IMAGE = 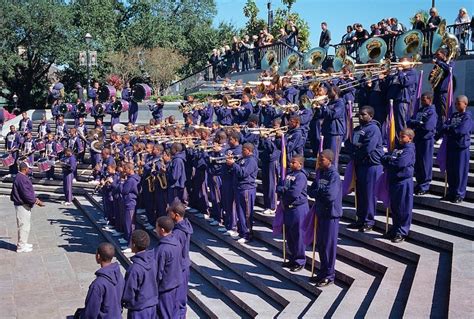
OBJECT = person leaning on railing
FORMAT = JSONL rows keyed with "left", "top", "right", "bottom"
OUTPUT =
{"left": 427, "top": 7, "right": 441, "bottom": 30}
{"left": 454, "top": 8, "right": 471, "bottom": 55}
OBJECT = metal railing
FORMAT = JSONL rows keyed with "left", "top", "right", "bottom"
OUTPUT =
{"left": 332, "top": 22, "right": 473, "bottom": 63}
{"left": 164, "top": 42, "right": 302, "bottom": 95}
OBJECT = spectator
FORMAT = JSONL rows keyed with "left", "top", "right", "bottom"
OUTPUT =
{"left": 224, "top": 45, "right": 233, "bottom": 73}
{"left": 378, "top": 19, "right": 391, "bottom": 35}
{"left": 262, "top": 28, "right": 274, "bottom": 45}
{"left": 413, "top": 13, "right": 426, "bottom": 30}
{"left": 341, "top": 25, "right": 354, "bottom": 53}
{"left": 208, "top": 49, "right": 220, "bottom": 81}
{"left": 285, "top": 19, "right": 299, "bottom": 49}
{"left": 427, "top": 7, "right": 441, "bottom": 30}
{"left": 352, "top": 23, "right": 369, "bottom": 51}
{"left": 277, "top": 28, "right": 288, "bottom": 43}
{"left": 319, "top": 22, "right": 331, "bottom": 49}
{"left": 389, "top": 18, "right": 405, "bottom": 34}
{"left": 370, "top": 24, "right": 381, "bottom": 37}
{"left": 252, "top": 35, "right": 260, "bottom": 69}
{"left": 240, "top": 35, "right": 253, "bottom": 72}
{"left": 455, "top": 8, "right": 471, "bottom": 55}
{"left": 232, "top": 36, "right": 240, "bottom": 72}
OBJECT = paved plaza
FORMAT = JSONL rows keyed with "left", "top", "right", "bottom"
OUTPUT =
{"left": 0, "top": 195, "right": 125, "bottom": 319}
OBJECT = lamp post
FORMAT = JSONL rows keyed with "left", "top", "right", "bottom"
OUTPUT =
{"left": 267, "top": 0, "right": 273, "bottom": 29}
{"left": 12, "top": 93, "right": 19, "bottom": 114}
{"left": 84, "top": 33, "right": 93, "bottom": 91}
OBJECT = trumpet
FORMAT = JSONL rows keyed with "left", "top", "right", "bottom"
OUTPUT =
{"left": 179, "top": 102, "right": 204, "bottom": 114}
{"left": 209, "top": 154, "right": 242, "bottom": 164}
{"left": 248, "top": 126, "right": 289, "bottom": 136}
{"left": 222, "top": 96, "right": 242, "bottom": 109}
{"left": 301, "top": 95, "right": 329, "bottom": 107}
{"left": 275, "top": 103, "right": 299, "bottom": 113}
{"left": 253, "top": 96, "right": 274, "bottom": 105}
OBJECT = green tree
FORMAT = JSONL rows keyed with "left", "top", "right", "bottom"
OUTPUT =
{"left": 0, "top": 0, "right": 73, "bottom": 109}
{"left": 142, "top": 47, "right": 187, "bottom": 93}
{"left": 242, "top": 0, "right": 267, "bottom": 38}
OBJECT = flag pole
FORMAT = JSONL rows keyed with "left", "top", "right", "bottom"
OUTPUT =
{"left": 282, "top": 225, "right": 286, "bottom": 262}
{"left": 385, "top": 208, "right": 389, "bottom": 234}
{"left": 311, "top": 216, "right": 318, "bottom": 277}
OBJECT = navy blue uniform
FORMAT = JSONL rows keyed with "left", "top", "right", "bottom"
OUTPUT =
{"left": 173, "top": 219, "right": 193, "bottom": 318}
{"left": 277, "top": 169, "right": 309, "bottom": 267}
{"left": 407, "top": 104, "right": 437, "bottom": 192}
{"left": 382, "top": 142, "right": 415, "bottom": 237}
{"left": 308, "top": 165, "right": 342, "bottom": 282}
{"left": 345, "top": 120, "right": 384, "bottom": 227}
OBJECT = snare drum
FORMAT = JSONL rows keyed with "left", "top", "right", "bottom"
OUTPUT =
{"left": 35, "top": 139, "right": 46, "bottom": 152}
{"left": 54, "top": 143, "right": 64, "bottom": 154}
{"left": 37, "top": 158, "right": 52, "bottom": 172}
{"left": 0, "top": 154, "right": 15, "bottom": 167}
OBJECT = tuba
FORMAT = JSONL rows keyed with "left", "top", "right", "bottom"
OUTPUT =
{"left": 261, "top": 50, "right": 279, "bottom": 73}
{"left": 358, "top": 37, "right": 387, "bottom": 63}
{"left": 429, "top": 20, "right": 459, "bottom": 89}
{"left": 94, "top": 103, "right": 105, "bottom": 117}
{"left": 303, "top": 47, "right": 327, "bottom": 70}
{"left": 394, "top": 30, "right": 424, "bottom": 59}
{"left": 278, "top": 52, "right": 300, "bottom": 75}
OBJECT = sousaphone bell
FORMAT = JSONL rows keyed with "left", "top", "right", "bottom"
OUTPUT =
{"left": 278, "top": 52, "right": 300, "bottom": 75}
{"left": 261, "top": 50, "right": 279, "bottom": 73}
{"left": 358, "top": 37, "right": 387, "bottom": 63}
{"left": 395, "top": 30, "right": 424, "bottom": 59}
{"left": 303, "top": 47, "right": 327, "bottom": 69}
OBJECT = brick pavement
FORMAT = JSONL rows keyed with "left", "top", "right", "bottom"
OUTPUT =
{"left": 0, "top": 195, "right": 125, "bottom": 319}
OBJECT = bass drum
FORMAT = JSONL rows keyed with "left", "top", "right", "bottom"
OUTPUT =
{"left": 98, "top": 85, "right": 117, "bottom": 103}
{"left": 132, "top": 83, "right": 152, "bottom": 102}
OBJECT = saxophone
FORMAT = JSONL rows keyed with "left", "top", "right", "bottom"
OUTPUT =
{"left": 145, "top": 161, "right": 156, "bottom": 193}
{"left": 156, "top": 157, "right": 168, "bottom": 190}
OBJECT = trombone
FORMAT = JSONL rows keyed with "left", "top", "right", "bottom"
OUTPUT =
{"left": 248, "top": 126, "right": 289, "bottom": 136}
{"left": 209, "top": 154, "right": 242, "bottom": 164}
{"left": 275, "top": 103, "right": 299, "bottom": 113}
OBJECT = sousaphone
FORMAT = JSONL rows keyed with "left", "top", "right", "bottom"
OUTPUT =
{"left": 303, "top": 47, "right": 327, "bottom": 69}
{"left": 278, "top": 52, "right": 300, "bottom": 75}
{"left": 261, "top": 50, "right": 279, "bottom": 73}
{"left": 358, "top": 37, "right": 387, "bottom": 63}
{"left": 91, "top": 140, "right": 105, "bottom": 153}
{"left": 333, "top": 45, "right": 355, "bottom": 72}
{"left": 395, "top": 30, "right": 424, "bottom": 59}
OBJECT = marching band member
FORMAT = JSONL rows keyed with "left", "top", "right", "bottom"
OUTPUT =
{"left": 37, "top": 115, "right": 52, "bottom": 139}
{"left": 308, "top": 149, "right": 342, "bottom": 286}
{"left": 432, "top": 48, "right": 454, "bottom": 131}
{"left": 190, "top": 130, "right": 212, "bottom": 218}
{"left": 259, "top": 118, "right": 282, "bottom": 214}
{"left": 362, "top": 65, "right": 388, "bottom": 126}
{"left": 87, "top": 81, "right": 100, "bottom": 103}
{"left": 55, "top": 115, "right": 68, "bottom": 140}
{"left": 261, "top": 92, "right": 282, "bottom": 128}
{"left": 207, "top": 131, "right": 228, "bottom": 227}
{"left": 277, "top": 155, "right": 309, "bottom": 272}
{"left": 122, "top": 230, "right": 159, "bottom": 317}
{"left": 61, "top": 148, "right": 77, "bottom": 206}
{"left": 44, "top": 133, "right": 57, "bottom": 180}
{"left": 101, "top": 162, "right": 120, "bottom": 227}
{"left": 346, "top": 105, "right": 384, "bottom": 232}
{"left": 386, "top": 58, "right": 418, "bottom": 136}
{"left": 142, "top": 143, "right": 159, "bottom": 225}
{"left": 308, "top": 85, "right": 328, "bottom": 158}
{"left": 226, "top": 142, "right": 258, "bottom": 243}
{"left": 149, "top": 97, "right": 164, "bottom": 123}
{"left": 5, "top": 125, "right": 20, "bottom": 176}
{"left": 151, "top": 145, "right": 167, "bottom": 218}
{"left": 439, "top": 95, "right": 472, "bottom": 203}
{"left": 166, "top": 143, "right": 187, "bottom": 205}
{"left": 282, "top": 115, "right": 304, "bottom": 159}
{"left": 233, "top": 94, "right": 252, "bottom": 125}
{"left": 381, "top": 128, "right": 416, "bottom": 243}
{"left": 242, "top": 114, "right": 260, "bottom": 150}
{"left": 282, "top": 78, "right": 299, "bottom": 104}
{"left": 18, "top": 112, "right": 32, "bottom": 134}
{"left": 20, "top": 132, "right": 35, "bottom": 167}
{"left": 182, "top": 95, "right": 199, "bottom": 125}
{"left": 313, "top": 86, "right": 346, "bottom": 168}
{"left": 91, "top": 100, "right": 105, "bottom": 123}
{"left": 199, "top": 100, "right": 214, "bottom": 128}
{"left": 219, "top": 131, "right": 242, "bottom": 237}
{"left": 153, "top": 216, "right": 183, "bottom": 319}
{"left": 214, "top": 100, "right": 233, "bottom": 126}
{"left": 107, "top": 95, "right": 122, "bottom": 128}
{"left": 120, "top": 162, "right": 141, "bottom": 252}
{"left": 407, "top": 92, "right": 437, "bottom": 195}
{"left": 72, "top": 99, "right": 86, "bottom": 126}
{"left": 168, "top": 200, "right": 193, "bottom": 318}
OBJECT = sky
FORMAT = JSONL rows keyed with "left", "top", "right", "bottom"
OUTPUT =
{"left": 213, "top": 0, "right": 473, "bottom": 53}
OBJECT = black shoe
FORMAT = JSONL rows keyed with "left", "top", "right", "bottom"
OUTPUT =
{"left": 347, "top": 222, "right": 363, "bottom": 229}
{"left": 309, "top": 276, "right": 322, "bottom": 284}
{"left": 441, "top": 195, "right": 453, "bottom": 202}
{"left": 281, "top": 261, "right": 294, "bottom": 268}
{"left": 391, "top": 234, "right": 405, "bottom": 243}
{"left": 290, "top": 264, "right": 304, "bottom": 272}
{"left": 451, "top": 196, "right": 463, "bottom": 204}
{"left": 316, "top": 278, "right": 333, "bottom": 287}
{"left": 382, "top": 231, "right": 395, "bottom": 240}
{"left": 415, "top": 190, "right": 427, "bottom": 196}
{"left": 358, "top": 224, "right": 373, "bottom": 233}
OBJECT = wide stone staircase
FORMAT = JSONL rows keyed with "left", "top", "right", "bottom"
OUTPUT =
{"left": 0, "top": 116, "right": 472, "bottom": 318}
